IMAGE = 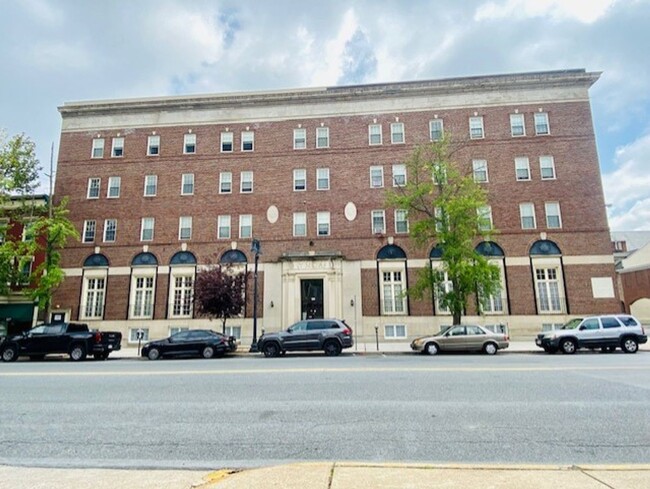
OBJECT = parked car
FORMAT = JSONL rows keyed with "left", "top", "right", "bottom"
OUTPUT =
{"left": 0, "top": 322, "right": 122, "bottom": 362}
{"left": 535, "top": 314, "right": 647, "bottom": 354}
{"left": 141, "top": 329, "right": 238, "bottom": 360}
{"left": 410, "top": 324, "right": 509, "bottom": 355}
{"left": 257, "top": 318, "right": 353, "bottom": 357}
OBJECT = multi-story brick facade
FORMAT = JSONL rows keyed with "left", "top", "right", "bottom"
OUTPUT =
{"left": 53, "top": 69, "right": 619, "bottom": 344}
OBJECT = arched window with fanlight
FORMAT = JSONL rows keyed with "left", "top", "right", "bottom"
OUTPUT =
{"left": 168, "top": 251, "right": 197, "bottom": 318}
{"left": 376, "top": 245, "right": 408, "bottom": 315}
{"left": 129, "top": 252, "right": 158, "bottom": 319}
{"left": 475, "top": 241, "right": 508, "bottom": 315}
{"left": 530, "top": 240, "right": 566, "bottom": 314}
{"left": 80, "top": 253, "right": 109, "bottom": 320}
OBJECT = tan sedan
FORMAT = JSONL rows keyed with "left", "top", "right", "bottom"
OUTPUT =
{"left": 410, "top": 325, "right": 509, "bottom": 355}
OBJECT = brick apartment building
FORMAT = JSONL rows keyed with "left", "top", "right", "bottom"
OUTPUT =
{"left": 52, "top": 69, "right": 619, "bottom": 344}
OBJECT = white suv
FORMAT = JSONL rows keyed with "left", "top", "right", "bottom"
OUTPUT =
{"left": 536, "top": 314, "right": 647, "bottom": 354}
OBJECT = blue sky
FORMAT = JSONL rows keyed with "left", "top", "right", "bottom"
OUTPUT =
{"left": 1, "top": 0, "right": 649, "bottom": 229}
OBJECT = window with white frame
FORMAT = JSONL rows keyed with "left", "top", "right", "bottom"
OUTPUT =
{"left": 515, "top": 157, "right": 531, "bottom": 181}
{"left": 169, "top": 326, "right": 189, "bottom": 336}
{"left": 184, "top": 133, "right": 196, "bottom": 154}
{"left": 429, "top": 119, "right": 444, "bottom": 141}
{"left": 129, "top": 328, "right": 150, "bottom": 342}
{"left": 434, "top": 207, "right": 445, "bottom": 233}
{"left": 316, "top": 127, "right": 329, "bottom": 148}
{"left": 472, "top": 159, "right": 488, "bottom": 183}
{"left": 293, "top": 128, "right": 306, "bottom": 149}
{"left": 293, "top": 212, "right": 306, "bottom": 237}
{"left": 432, "top": 162, "right": 447, "bottom": 185}
{"left": 224, "top": 325, "right": 242, "bottom": 339}
{"left": 372, "top": 210, "right": 386, "bottom": 234}
{"left": 240, "top": 171, "right": 253, "bottom": 193}
{"left": 534, "top": 112, "right": 550, "bottom": 135}
{"left": 221, "top": 132, "right": 233, "bottom": 152}
{"left": 370, "top": 166, "right": 384, "bottom": 188}
{"left": 141, "top": 217, "right": 154, "bottom": 241}
{"left": 479, "top": 260, "right": 505, "bottom": 314}
{"left": 22, "top": 220, "right": 36, "bottom": 242}
{"left": 239, "top": 214, "right": 252, "bottom": 239}
{"left": 82, "top": 276, "right": 105, "bottom": 319}
{"left": 391, "top": 122, "right": 404, "bottom": 144}
{"left": 381, "top": 270, "right": 406, "bottom": 314}
{"left": 91, "top": 138, "right": 104, "bottom": 158}
{"left": 218, "top": 215, "right": 231, "bottom": 239}
{"left": 131, "top": 275, "right": 155, "bottom": 318}
{"left": 510, "top": 113, "right": 525, "bottom": 137}
{"left": 469, "top": 116, "right": 484, "bottom": 139}
{"left": 103, "top": 219, "right": 116, "bottom": 242}
{"left": 434, "top": 269, "right": 452, "bottom": 314}
{"left": 540, "top": 156, "right": 556, "bottom": 180}
{"left": 241, "top": 131, "right": 254, "bottom": 151}
{"left": 87, "top": 178, "right": 100, "bottom": 199}
{"left": 384, "top": 324, "right": 407, "bottom": 339}
{"left": 179, "top": 216, "right": 192, "bottom": 240}
{"left": 147, "top": 135, "right": 160, "bottom": 156}
{"left": 111, "top": 137, "right": 124, "bottom": 157}
{"left": 19, "top": 257, "right": 33, "bottom": 285}
{"left": 107, "top": 176, "right": 121, "bottom": 198}
{"left": 545, "top": 202, "right": 562, "bottom": 229}
{"left": 535, "top": 267, "right": 562, "bottom": 312}
{"left": 181, "top": 173, "right": 194, "bottom": 195}
{"left": 171, "top": 274, "right": 193, "bottom": 317}
{"left": 395, "top": 209, "right": 409, "bottom": 234}
{"left": 220, "top": 172, "right": 232, "bottom": 193}
{"left": 293, "top": 169, "right": 306, "bottom": 191}
{"left": 520, "top": 203, "right": 536, "bottom": 229}
{"left": 317, "top": 212, "right": 330, "bottom": 236}
{"left": 368, "top": 124, "right": 382, "bottom": 145}
{"left": 316, "top": 168, "right": 330, "bottom": 190}
{"left": 144, "top": 175, "right": 157, "bottom": 196}
{"left": 83, "top": 220, "right": 96, "bottom": 243}
{"left": 477, "top": 205, "right": 493, "bottom": 231}
{"left": 392, "top": 164, "right": 406, "bottom": 187}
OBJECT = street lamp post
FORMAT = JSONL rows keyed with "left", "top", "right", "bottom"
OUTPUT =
{"left": 249, "top": 238, "right": 261, "bottom": 353}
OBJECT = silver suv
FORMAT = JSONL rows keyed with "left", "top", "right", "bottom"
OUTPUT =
{"left": 536, "top": 314, "right": 647, "bottom": 354}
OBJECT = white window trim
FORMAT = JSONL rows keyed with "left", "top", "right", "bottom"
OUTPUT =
{"left": 515, "top": 157, "right": 531, "bottom": 181}
{"left": 390, "top": 122, "right": 405, "bottom": 144}
{"left": 240, "top": 171, "right": 253, "bottom": 193}
{"left": 293, "top": 128, "right": 307, "bottom": 150}
{"left": 218, "top": 215, "right": 231, "bottom": 239}
{"left": 395, "top": 209, "right": 409, "bottom": 234}
{"left": 183, "top": 133, "right": 196, "bottom": 154}
{"left": 510, "top": 113, "right": 526, "bottom": 137}
{"left": 370, "top": 166, "right": 384, "bottom": 188}
{"left": 293, "top": 212, "right": 307, "bottom": 237}
{"left": 181, "top": 173, "right": 194, "bottom": 196}
{"left": 91, "top": 138, "right": 104, "bottom": 159}
{"left": 535, "top": 112, "right": 550, "bottom": 136}
{"left": 147, "top": 135, "right": 160, "bottom": 156}
{"left": 83, "top": 220, "right": 96, "bottom": 243}
{"left": 141, "top": 217, "right": 155, "bottom": 242}
{"left": 478, "top": 205, "right": 493, "bottom": 231}
{"left": 429, "top": 119, "right": 444, "bottom": 141}
{"left": 111, "top": 137, "right": 124, "bottom": 158}
{"left": 220, "top": 132, "right": 234, "bottom": 153}
{"left": 317, "top": 211, "right": 330, "bottom": 236}
{"left": 368, "top": 124, "right": 382, "bottom": 145}
{"left": 294, "top": 169, "right": 307, "bottom": 191}
{"left": 520, "top": 203, "right": 536, "bottom": 230}
{"left": 540, "top": 156, "right": 556, "bottom": 180}
{"left": 384, "top": 324, "right": 407, "bottom": 339}
{"left": 107, "top": 176, "right": 121, "bottom": 198}
{"left": 472, "top": 159, "right": 489, "bottom": 183}
{"left": 392, "top": 164, "right": 407, "bottom": 187}
{"left": 239, "top": 214, "right": 252, "bottom": 239}
{"left": 371, "top": 210, "right": 386, "bottom": 234}
{"left": 241, "top": 131, "right": 254, "bottom": 152}
{"left": 316, "top": 127, "right": 329, "bottom": 149}
{"left": 219, "top": 172, "right": 232, "bottom": 194}
{"left": 178, "top": 216, "right": 192, "bottom": 240}
{"left": 545, "top": 202, "right": 562, "bottom": 229}
{"left": 80, "top": 270, "right": 107, "bottom": 320}
{"left": 103, "top": 219, "right": 117, "bottom": 243}
{"left": 144, "top": 175, "right": 157, "bottom": 197}
{"left": 379, "top": 264, "right": 407, "bottom": 315}
{"left": 316, "top": 168, "right": 330, "bottom": 191}
{"left": 469, "top": 116, "right": 484, "bottom": 140}
{"left": 129, "top": 271, "right": 156, "bottom": 319}
{"left": 87, "top": 177, "right": 101, "bottom": 199}
{"left": 168, "top": 267, "right": 195, "bottom": 319}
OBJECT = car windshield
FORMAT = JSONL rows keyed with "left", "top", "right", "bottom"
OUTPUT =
{"left": 561, "top": 318, "right": 583, "bottom": 330}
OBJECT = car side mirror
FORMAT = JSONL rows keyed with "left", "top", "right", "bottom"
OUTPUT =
{"left": 287, "top": 328, "right": 293, "bottom": 333}
{"left": 578, "top": 326, "right": 586, "bottom": 331}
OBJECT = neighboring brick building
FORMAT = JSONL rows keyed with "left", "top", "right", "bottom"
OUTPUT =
{"left": 53, "top": 69, "right": 619, "bottom": 344}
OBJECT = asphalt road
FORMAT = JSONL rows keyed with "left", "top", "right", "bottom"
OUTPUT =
{"left": 1, "top": 352, "right": 649, "bottom": 469}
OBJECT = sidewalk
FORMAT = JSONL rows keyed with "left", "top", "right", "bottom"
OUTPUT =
{"left": 2, "top": 462, "right": 650, "bottom": 488}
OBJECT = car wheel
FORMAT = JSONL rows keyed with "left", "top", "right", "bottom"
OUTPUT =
{"left": 483, "top": 342, "right": 498, "bottom": 355}
{"left": 202, "top": 346, "right": 215, "bottom": 359}
{"left": 29, "top": 355, "right": 45, "bottom": 361}
{"left": 560, "top": 339, "right": 577, "bottom": 354}
{"left": 69, "top": 344, "right": 87, "bottom": 361}
{"left": 425, "top": 342, "right": 439, "bottom": 356}
{"left": 323, "top": 340, "right": 342, "bottom": 357}
{"left": 1, "top": 345, "right": 18, "bottom": 362}
{"left": 262, "top": 342, "right": 280, "bottom": 358}
{"left": 621, "top": 337, "right": 638, "bottom": 354}
{"left": 147, "top": 347, "right": 161, "bottom": 360}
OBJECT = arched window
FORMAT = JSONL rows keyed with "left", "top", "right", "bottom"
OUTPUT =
{"left": 220, "top": 249, "right": 248, "bottom": 264}
{"left": 129, "top": 253, "right": 159, "bottom": 319}
{"left": 475, "top": 241, "right": 507, "bottom": 315}
{"left": 376, "top": 245, "right": 408, "bottom": 316}
{"left": 529, "top": 240, "right": 565, "bottom": 314}
{"left": 80, "top": 254, "right": 109, "bottom": 320}
{"left": 168, "top": 251, "right": 197, "bottom": 318}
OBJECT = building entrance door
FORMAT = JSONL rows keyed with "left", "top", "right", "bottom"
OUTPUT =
{"left": 301, "top": 279, "right": 324, "bottom": 319}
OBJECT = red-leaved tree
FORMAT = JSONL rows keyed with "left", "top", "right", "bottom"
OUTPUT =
{"left": 194, "top": 264, "right": 248, "bottom": 334}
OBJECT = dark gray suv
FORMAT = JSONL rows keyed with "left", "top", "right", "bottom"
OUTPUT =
{"left": 258, "top": 319, "right": 353, "bottom": 357}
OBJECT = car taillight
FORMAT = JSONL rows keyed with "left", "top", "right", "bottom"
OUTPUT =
{"left": 94, "top": 331, "right": 102, "bottom": 343}
{"left": 343, "top": 328, "right": 352, "bottom": 335}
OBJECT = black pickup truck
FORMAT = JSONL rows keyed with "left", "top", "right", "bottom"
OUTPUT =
{"left": 0, "top": 322, "right": 122, "bottom": 362}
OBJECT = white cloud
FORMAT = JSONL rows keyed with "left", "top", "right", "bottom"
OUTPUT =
{"left": 475, "top": 0, "right": 619, "bottom": 24}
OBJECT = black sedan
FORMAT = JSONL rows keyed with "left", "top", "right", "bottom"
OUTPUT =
{"left": 141, "top": 329, "right": 237, "bottom": 360}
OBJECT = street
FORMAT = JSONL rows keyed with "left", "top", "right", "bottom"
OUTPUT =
{"left": 1, "top": 352, "right": 649, "bottom": 470}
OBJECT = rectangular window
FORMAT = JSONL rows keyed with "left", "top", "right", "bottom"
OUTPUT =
{"left": 111, "top": 137, "right": 124, "bottom": 157}
{"left": 392, "top": 164, "right": 406, "bottom": 187}
{"left": 540, "top": 156, "right": 556, "bottom": 180}
{"left": 369, "top": 124, "right": 382, "bottom": 145}
{"left": 472, "top": 159, "right": 488, "bottom": 183}
{"left": 390, "top": 122, "right": 404, "bottom": 144}
{"left": 184, "top": 133, "right": 196, "bottom": 154}
{"left": 132, "top": 276, "right": 154, "bottom": 318}
{"left": 181, "top": 173, "right": 194, "bottom": 195}
{"left": 316, "top": 168, "right": 330, "bottom": 190}
{"left": 219, "top": 172, "right": 232, "bottom": 194}
{"left": 103, "top": 219, "right": 117, "bottom": 242}
{"left": 83, "top": 277, "right": 105, "bottom": 318}
{"left": 432, "top": 162, "right": 447, "bottom": 185}
{"left": 545, "top": 202, "right": 562, "bottom": 229}
{"left": 435, "top": 270, "right": 453, "bottom": 314}
{"left": 536, "top": 268, "right": 561, "bottom": 312}
{"left": 169, "top": 326, "right": 189, "bottom": 336}
{"left": 317, "top": 211, "right": 330, "bottom": 236}
{"left": 22, "top": 220, "right": 36, "bottom": 242}
{"left": 510, "top": 114, "right": 525, "bottom": 137}
{"left": 87, "top": 178, "right": 100, "bottom": 199}
{"left": 144, "top": 175, "right": 157, "bottom": 196}
{"left": 172, "top": 275, "right": 193, "bottom": 317}
{"left": 240, "top": 171, "right": 253, "bottom": 193}
{"left": 293, "top": 212, "right": 306, "bottom": 237}
{"left": 535, "top": 112, "right": 550, "bottom": 135}
{"left": 515, "top": 157, "right": 531, "bottom": 181}
{"left": 384, "top": 324, "right": 407, "bottom": 339}
{"left": 83, "top": 220, "right": 96, "bottom": 243}
{"left": 293, "top": 128, "right": 306, "bottom": 149}
{"left": 469, "top": 116, "right": 484, "bottom": 139}
{"left": 91, "top": 138, "right": 104, "bottom": 158}
{"left": 395, "top": 209, "right": 409, "bottom": 234}
{"left": 478, "top": 205, "right": 493, "bottom": 231}
{"left": 179, "top": 216, "right": 192, "bottom": 240}
{"left": 218, "top": 215, "right": 231, "bottom": 239}
{"left": 372, "top": 210, "right": 386, "bottom": 234}
{"left": 224, "top": 325, "right": 241, "bottom": 339}
{"left": 434, "top": 207, "right": 445, "bottom": 233}
{"left": 520, "top": 203, "right": 536, "bottom": 229}
{"left": 107, "top": 176, "right": 121, "bottom": 198}
{"left": 382, "top": 270, "right": 405, "bottom": 314}
{"left": 129, "top": 328, "right": 150, "bottom": 342}
{"left": 370, "top": 166, "right": 384, "bottom": 188}
{"left": 241, "top": 131, "right": 254, "bottom": 151}
{"left": 429, "top": 119, "right": 444, "bottom": 141}
{"left": 239, "top": 214, "right": 252, "bottom": 239}
{"left": 141, "top": 217, "right": 155, "bottom": 241}
{"left": 294, "top": 169, "right": 306, "bottom": 191}
{"left": 316, "top": 127, "right": 329, "bottom": 148}
{"left": 221, "top": 132, "right": 233, "bottom": 152}
{"left": 147, "top": 135, "right": 160, "bottom": 156}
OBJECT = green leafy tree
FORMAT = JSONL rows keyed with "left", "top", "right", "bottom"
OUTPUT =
{"left": 0, "top": 130, "right": 40, "bottom": 200}
{"left": 387, "top": 135, "right": 501, "bottom": 325}
{"left": 194, "top": 263, "right": 248, "bottom": 334}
